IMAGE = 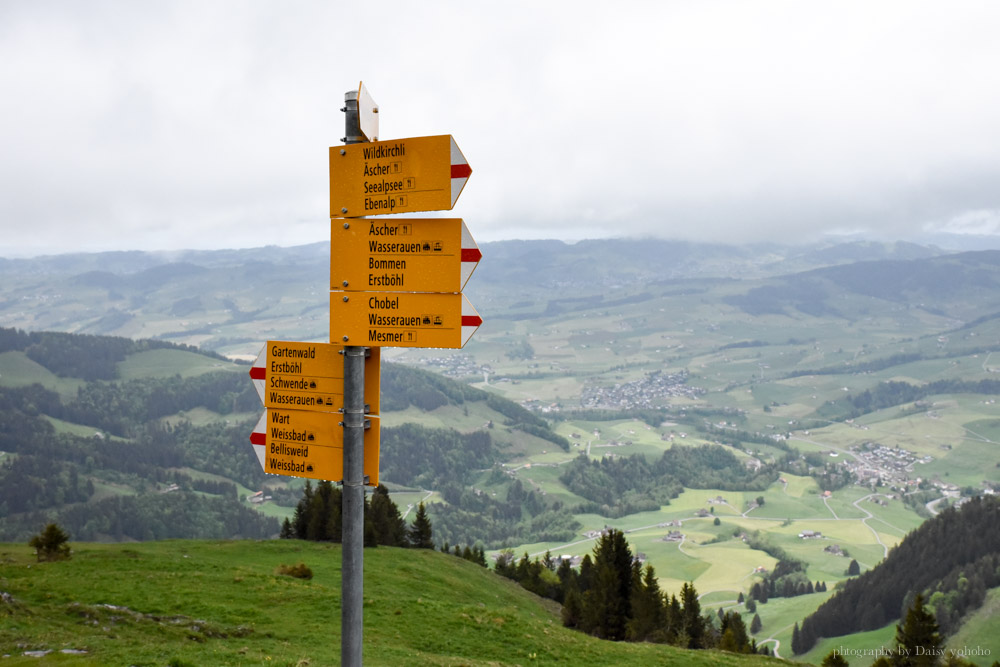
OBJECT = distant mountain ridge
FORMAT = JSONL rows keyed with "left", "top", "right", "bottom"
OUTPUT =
{"left": 0, "top": 237, "right": 966, "bottom": 357}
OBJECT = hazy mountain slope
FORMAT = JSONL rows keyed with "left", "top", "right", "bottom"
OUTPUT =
{"left": 0, "top": 328, "right": 571, "bottom": 543}
{"left": 0, "top": 238, "right": 955, "bottom": 357}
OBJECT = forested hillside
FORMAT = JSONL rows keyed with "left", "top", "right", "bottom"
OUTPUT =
{"left": 0, "top": 326, "right": 575, "bottom": 544}
{"left": 796, "top": 495, "right": 1000, "bottom": 654}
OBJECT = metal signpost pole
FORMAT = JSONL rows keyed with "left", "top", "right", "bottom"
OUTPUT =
{"left": 340, "top": 88, "right": 366, "bottom": 667}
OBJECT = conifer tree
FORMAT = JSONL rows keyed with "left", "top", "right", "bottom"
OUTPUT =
{"left": 562, "top": 585, "right": 583, "bottom": 628}
{"left": 581, "top": 529, "right": 633, "bottom": 640}
{"left": 578, "top": 554, "right": 595, "bottom": 594}
{"left": 893, "top": 593, "right": 942, "bottom": 666}
{"left": 791, "top": 622, "right": 802, "bottom": 655}
{"left": 664, "top": 593, "right": 682, "bottom": 644}
{"left": 821, "top": 650, "right": 849, "bottom": 667}
{"left": 556, "top": 557, "right": 575, "bottom": 588}
{"left": 292, "top": 480, "right": 313, "bottom": 538}
{"left": 513, "top": 552, "right": 529, "bottom": 581}
{"left": 28, "top": 523, "right": 71, "bottom": 562}
{"left": 750, "top": 613, "right": 762, "bottom": 634}
{"left": 494, "top": 550, "right": 516, "bottom": 578}
{"left": 718, "top": 611, "right": 751, "bottom": 653}
{"left": 626, "top": 563, "right": 664, "bottom": 642}
{"left": 368, "top": 484, "right": 408, "bottom": 547}
{"left": 680, "top": 581, "right": 706, "bottom": 648}
{"left": 408, "top": 502, "right": 433, "bottom": 549}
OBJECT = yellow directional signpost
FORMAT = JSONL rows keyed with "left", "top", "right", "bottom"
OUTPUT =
{"left": 249, "top": 408, "right": 379, "bottom": 484}
{"left": 250, "top": 340, "right": 380, "bottom": 414}
{"left": 331, "top": 218, "right": 481, "bottom": 293}
{"left": 330, "top": 291, "right": 482, "bottom": 348}
{"left": 329, "top": 134, "right": 472, "bottom": 217}
{"left": 321, "top": 82, "right": 483, "bottom": 666}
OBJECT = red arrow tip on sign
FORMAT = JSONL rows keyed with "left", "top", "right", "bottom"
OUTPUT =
{"left": 461, "top": 248, "right": 482, "bottom": 263}
{"left": 462, "top": 315, "right": 483, "bottom": 327}
{"left": 451, "top": 163, "right": 472, "bottom": 179}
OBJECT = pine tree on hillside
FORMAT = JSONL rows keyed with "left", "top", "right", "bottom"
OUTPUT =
{"left": 791, "top": 622, "right": 802, "bottom": 655}
{"left": 821, "top": 650, "right": 849, "bottom": 667}
{"left": 580, "top": 529, "right": 633, "bottom": 640}
{"left": 718, "top": 611, "right": 751, "bottom": 653}
{"left": 562, "top": 585, "right": 583, "bottom": 628}
{"left": 680, "top": 581, "right": 706, "bottom": 649}
{"left": 626, "top": 563, "right": 664, "bottom": 642}
{"left": 368, "top": 484, "right": 407, "bottom": 547}
{"left": 408, "top": 502, "right": 433, "bottom": 549}
{"left": 893, "top": 593, "right": 942, "bottom": 666}
{"left": 578, "top": 554, "right": 595, "bottom": 594}
{"left": 292, "top": 480, "right": 313, "bottom": 538}
{"left": 28, "top": 522, "right": 71, "bottom": 562}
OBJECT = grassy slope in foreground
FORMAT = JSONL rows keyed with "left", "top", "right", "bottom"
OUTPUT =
{"left": 0, "top": 540, "right": 786, "bottom": 667}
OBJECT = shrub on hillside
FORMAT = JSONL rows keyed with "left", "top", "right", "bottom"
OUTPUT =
{"left": 276, "top": 562, "right": 313, "bottom": 579}
{"left": 28, "top": 523, "right": 71, "bottom": 562}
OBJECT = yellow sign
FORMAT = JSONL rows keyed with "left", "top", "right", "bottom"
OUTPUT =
{"left": 250, "top": 341, "right": 380, "bottom": 414}
{"left": 331, "top": 218, "right": 481, "bottom": 293}
{"left": 329, "top": 135, "right": 471, "bottom": 217}
{"left": 330, "top": 291, "right": 482, "bottom": 349}
{"left": 250, "top": 408, "right": 380, "bottom": 485}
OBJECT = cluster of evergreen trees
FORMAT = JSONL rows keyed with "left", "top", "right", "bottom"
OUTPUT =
{"left": 278, "top": 481, "right": 434, "bottom": 550}
{"left": 495, "top": 529, "right": 769, "bottom": 654}
{"left": 439, "top": 541, "right": 488, "bottom": 567}
{"left": 740, "top": 530, "right": 828, "bottom": 601}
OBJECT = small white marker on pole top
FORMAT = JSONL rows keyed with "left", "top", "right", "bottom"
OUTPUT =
{"left": 358, "top": 81, "right": 378, "bottom": 142}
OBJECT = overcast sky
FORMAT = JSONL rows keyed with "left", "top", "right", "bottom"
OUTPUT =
{"left": 2, "top": 1, "right": 1000, "bottom": 257}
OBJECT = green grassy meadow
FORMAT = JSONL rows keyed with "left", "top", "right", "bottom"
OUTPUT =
{"left": 0, "top": 540, "right": 786, "bottom": 667}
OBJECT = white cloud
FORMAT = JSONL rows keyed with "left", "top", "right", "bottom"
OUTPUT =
{"left": 2, "top": 1, "right": 1000, "bottom": 255}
